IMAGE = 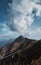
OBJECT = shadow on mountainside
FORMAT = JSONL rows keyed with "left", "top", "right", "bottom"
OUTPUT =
{"left": 0, "top": 36, "right": 41, "bottom": 65}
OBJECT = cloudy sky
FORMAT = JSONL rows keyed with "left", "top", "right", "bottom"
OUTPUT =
{"left": 0, "top": 0, "right": 41, "bottom": 46}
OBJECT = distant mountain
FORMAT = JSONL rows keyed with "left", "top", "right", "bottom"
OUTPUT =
{"left": 0, "top": 40, "right": 9, "bottom": 48}
{"left": 0, "top": 35, "right": 41, "bottom": 65}
{"left": 0, "top": 37, "right": 15, "bottom": 48}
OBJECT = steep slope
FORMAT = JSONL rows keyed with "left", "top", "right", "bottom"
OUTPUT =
{"left": 0, "top": 36, "right": 41, "bottom": 65}
{"left": 0, "top": 35, "right": 35, "bottom": 57}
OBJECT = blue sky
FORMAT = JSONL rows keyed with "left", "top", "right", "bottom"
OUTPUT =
{"left": 0, "top": 0, "right": 11, "bottom": 22}
{"left": 0, "top": 0, "right": 41, "bottom": 47}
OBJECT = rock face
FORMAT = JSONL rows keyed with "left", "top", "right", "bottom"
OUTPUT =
{"left": 0, "top": 35, "right": 41, "bottom": 65}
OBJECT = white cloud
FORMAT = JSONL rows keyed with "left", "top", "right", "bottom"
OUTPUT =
{"left": 0, "top": 23, "right": 20, "bottom": 41}
{"left": 7, "top": 0, "right": 41, "bottom": 39}
{"left": 34, "top": 0, "right": 40, "bottom": 4}
{"left": 28, "top": 27, "right": 41, "bottom": 40}
{"left": 0, "top": 31, "right": 17, "bottom": 40}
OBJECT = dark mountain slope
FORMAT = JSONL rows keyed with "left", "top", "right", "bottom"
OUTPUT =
{"left": 0, "top": 36, "right": 41, "bottom": 65}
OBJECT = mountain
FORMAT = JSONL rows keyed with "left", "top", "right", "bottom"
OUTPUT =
{"left": 0, "top": 35, "right": 41, "bottom": 65}
{"left": 0, "top": 37, "right": 15, "bottom": 48}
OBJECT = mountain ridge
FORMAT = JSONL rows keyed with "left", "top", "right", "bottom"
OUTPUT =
{"left": 0, "top": 35, "right": 41, "bottom": 65}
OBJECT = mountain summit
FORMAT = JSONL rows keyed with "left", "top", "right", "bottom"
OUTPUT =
{"left": 0, "top": 35, "right": 41, "bottom": 65}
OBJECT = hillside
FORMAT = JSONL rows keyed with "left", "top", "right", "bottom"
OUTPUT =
{"left": 0, "top": 35, "right": 41, "bottom": 65}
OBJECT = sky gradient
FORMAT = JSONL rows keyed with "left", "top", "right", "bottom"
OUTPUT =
{"left": 0, "top": 0, "right": 41, "bottom": 47}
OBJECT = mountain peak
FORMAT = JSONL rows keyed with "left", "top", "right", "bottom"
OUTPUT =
{"left": 18, "top": 35, "right": 25, "bottom": 39}
{"left": 0, "top": 36, "right": 41, "bottom": 65}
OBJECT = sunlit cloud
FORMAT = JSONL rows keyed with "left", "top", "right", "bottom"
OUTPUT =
{"left": 0, "top": 23, "right": 20, "bottom": 41}
{"left": 6, "top": 0, "right": 41, "bottom": 40}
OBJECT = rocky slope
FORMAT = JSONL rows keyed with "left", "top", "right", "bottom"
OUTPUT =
{"left": 0, "top": 35, "right": 41, "bottom": 65}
